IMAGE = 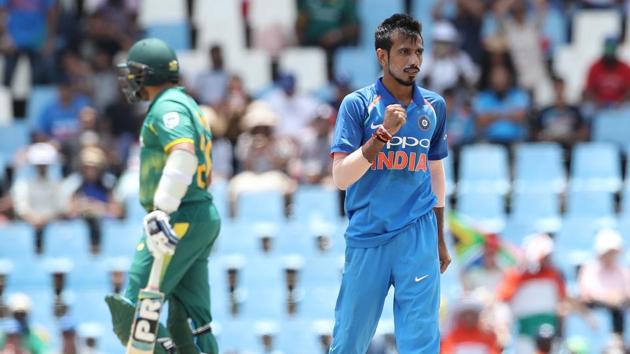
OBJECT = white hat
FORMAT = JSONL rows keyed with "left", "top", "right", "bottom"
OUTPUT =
{"left": 241, "top": 101, "right": 279, "bottom": 130}
{"left": 523, "top": 233, "right": 554, "bottom": 263}
{"left": 595, "top": 228, "right": 623, "bottom": 255}
{"left": 27, "top": 143, "right": 58, "bottom": 166}
{"left": 7, "top": 293, "right": 32, "bottom": 313}
{"left": 432, "top": 21, "right": 458, "bottom": 43}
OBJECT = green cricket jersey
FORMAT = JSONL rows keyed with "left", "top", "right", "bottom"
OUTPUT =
{"left": 139, "top": 87, "right": 213, "bottom": 211}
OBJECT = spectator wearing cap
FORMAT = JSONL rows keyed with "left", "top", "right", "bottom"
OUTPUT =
{"left": 11, "top": 143, "right": 67, "bottom": 254}
{"left": 418, "top": 21, "right": 479, "bottom": 94}
{"left": 229, "top": 101, "right": 297, "bottom": 217}
{"left": 0, "top": 293, "right": 47, "bottom": 354}
{"left": 578, "top": 228, "right": 630, "bottom": 335}
{"left": 441, "top": 294, "right": 501, "bottom": 354}
{"left": 263, "top": 73, "right": 322, "bottom": 142}
{"left": 35, "top": 76, "right": 92, "bottom": 144}
{"left": 473, "top": 64, "right": 530, "bottom": 145}
{"left": 67, "top": 146, "right": 122, "bottom": 254}
{"left": 584, "top": 36, "right": 630, "bottom": 109}
{"left": 496, "top": 233, "right": 567, "bottom": 354}
{"left": 292, "top": 104, "right": 334, "bottom": 184}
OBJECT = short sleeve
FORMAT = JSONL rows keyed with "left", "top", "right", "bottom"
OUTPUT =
{"left": 330, "top": 93, "right": 365, "bottom": 155}
{"left": 428, "top": 96, "right": 448, "bottom": 161}
{"left": 151, "top": 101, "right": 196, "bottom": 153}
{"left": 510, "top": 90, "right": 530, "bottom": 110}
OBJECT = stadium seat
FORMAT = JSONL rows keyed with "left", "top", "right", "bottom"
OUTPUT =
{"left": 279, "top": 48, "right": 327, "bottom": 93}
{"left": 66, "top": 288, "right": 110, "bottom": 323}
{"left": 210, "top": 179, "right": 229, "bottom": 221}
{"left": 138, "top": 0, "right": 186, "bottom": 27}
{"left": 225, "top": 49, "right": 272, "bottom": 96}
{"left": 511, "top": 192, "right": 562, "bottom": 232}
{"left": 566, "top": 191, "right": 615, "bottom": 221}
{"left": 513, "top": 143, "right": 566, "bottom": 194}
{"left": 592, "top": 108, "right": 630, "bottom": 147}
{"left": 444, "top": 152, "right": 455, "bottom": 196}
{"left": 573, "top": 10, "right": 621, "bottom": 56}
{"left": 194, "top": 0, "right": 246, "bottom": 55}
{"left": 412, "top": 0, "right": 439, "bottom": 52}
{"left": 43, "top": 220, "right": 92, "bottom": 262}
{"left": 564, "top": 309, "right": 612, "bottom": 354}
{"left": 501, "top": 219, "right": 538, "bottom": 246}
{"left": 0, "top": 86, "right": 13, "bottom": 125}
{"left": 175, "top": 50, "right": 208, "bottom": 86}
{"left": 66, "top": 258, "right": 110, "bottom": 291}
{"left": 0, "top": 221, "right": 35, "bottom": 258}
{"left": 358, "top": 0, "right": 404, "bottom": 47}
{"left": 26, "top": 85, "right": 57, "bottom": 129}
{"left": 457, "top": 192, "right": 506, "bottom": 232}
{"left": 292, "top": 185, "right": 339, "bottom": 222}
{"left": 242, "top": 256, "right": 284, "bottom": 290}
{"left": 334, "top": 47, "right": 380, "bottom": 89}
{"left": 570, "top": 143, "right": 622, "bottom": 193}
{"left": 240, "top": 286, "right": 286, "bottom": 319}
{"left": 237, "top": 190, "right": 285, "bottom": 222}
{"left": 300, "top": 285, "right": 339, "bottom": 320}
{"left": 249, "top": 0, "right": 297, "bottom": 36}
{"left": 214, "top": 319, "right": 258, "bottom": 353}
{"left": 301, "top": 255, "right": 343, "bottom": 288}
{"left": 21, "top": 289, "right": 57, "bottom": 345}
{"left": 554, "top": 219, "right": 600, "bottom": 281}
{"left": 276, "top": 319, "right": 321, "bottom": 354}
{"left": 275, "top": 224, "right": 314, "bottom": 255}
{"left": 125, "top": 196, "right": 147, "bottom": 224}
{"left": 0, "top": 120, "right": 29, "bottom": 158}
{"left": 101, "top": 219, "right": 142, "bottom": 258}
{"left": 145, "top": 21, "right": 191, "bottom": 51}
{"left": 214, "top": 220, "right": 262, "bottom": 256}
{"left": 458, "top": 144, "right": 510, "bottom": 195}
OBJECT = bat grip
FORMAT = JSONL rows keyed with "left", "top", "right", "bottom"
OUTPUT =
{"left": 147, "top": 255, "right": 165, "bottom": 290}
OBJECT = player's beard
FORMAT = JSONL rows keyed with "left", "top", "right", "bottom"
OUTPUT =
{"left": 388, "top": 63, "right": 416, "bottom": 87}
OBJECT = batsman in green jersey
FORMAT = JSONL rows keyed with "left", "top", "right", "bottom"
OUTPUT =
{"left": 105, "top": 38, "right": 220, "bottom": 354}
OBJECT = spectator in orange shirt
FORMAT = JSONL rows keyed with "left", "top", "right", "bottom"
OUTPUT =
{"left": 584, "top": 37, "right": 630, "bottom": 108}
{"left": 441, "top": 294, "right": 501, "bottom": 354}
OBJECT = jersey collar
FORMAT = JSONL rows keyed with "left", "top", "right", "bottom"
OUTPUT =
{"left": 147, "top": 86, "right": 183, "bottom": 111}
{"left": 375, "top": 77, "right": 424, "bottom": 109}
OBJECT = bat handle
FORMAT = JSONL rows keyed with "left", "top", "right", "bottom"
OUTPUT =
{"left": 147, "top": 255, "right": 165, "bottom": 290}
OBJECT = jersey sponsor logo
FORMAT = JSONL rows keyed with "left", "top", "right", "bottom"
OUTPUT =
{"left": 162, "top": 112, "right": 180, "bottom": 129}
{"left": 386, "top": 136, "right": 431, "bottom": 149}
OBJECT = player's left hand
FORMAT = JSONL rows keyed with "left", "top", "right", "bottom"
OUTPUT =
{"left": 143, "top": 210, "right": 179, "bottom": 257}
{"left": 438, "top": 241, "right": 451, "bottom": 273}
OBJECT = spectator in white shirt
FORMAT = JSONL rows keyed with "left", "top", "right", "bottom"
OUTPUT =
{"left": 263, "top": 73, "right": 321, "bottom": 142}
{"left": 11, "top": 143, "right": 67, "bottom": 254}
{"left": 418, "top": 21, "right": 479, "bottom": 94}
{"left": 578, "top": 228, "right": 630, "bottom": 335}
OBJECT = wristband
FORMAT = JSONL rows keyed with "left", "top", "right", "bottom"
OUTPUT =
{"left": 373, "top": 125, "right": 393, "bottom": 143}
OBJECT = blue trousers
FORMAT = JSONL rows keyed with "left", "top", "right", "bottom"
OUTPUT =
{"left": 330, "top": 212, "right": 441, "bottom": 354}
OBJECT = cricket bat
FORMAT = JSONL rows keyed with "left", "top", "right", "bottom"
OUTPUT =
{"left": 127, "top": 219, "right": 177, "bottom": 354}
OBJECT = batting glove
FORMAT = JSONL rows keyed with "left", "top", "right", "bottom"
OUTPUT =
{"left": 143, "top": 210, "right": 179, "bottom": 257}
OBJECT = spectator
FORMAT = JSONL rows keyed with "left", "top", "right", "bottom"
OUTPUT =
{"left": 58, "top": 49, "right": 93, "bottom": 96}
{"left": 11, "top": 143, "right": 66, "bottom": 254}
{"left": 533, "top": 323, "right": 556, "bottom": 354}
{"left": 433, "top": 0, "right": 486, "bottom": 64}
{"left": 84, "top": 0, "right": 138, "bottom": 56}
{"left": 418, "top": 21, "right": 479, "bottom": 94}
{"left": 473, "top": 64, "right": 530, "bottom": 144}
{"left": 535, "top": 76, "right": 588, "bottom": 147}
{"left": 67, "top": 146, "right": 122, "bottom": 254}
{"left": 89, "top": 49, "right": 118, "bottom": 111}
{"left": 584, "top": 36, "right": 630, "bottom": 109}
{"left": 292, "top": 104, "right": 334, "bottom": 184}
{"left": 192, "top": 45, "right": 229, "bottom": 107}
{"left": 58, "top": 316, "right": 78, "bottom": 354}
{"left": 0, "top": 293, "right": 47, "bottom": 354}
{"left": 263, "top": 73, "right": 321, "bottom": 142}
{"left": 103, "top": 90, "right": 143, "bottom": 168}
{"left": 441, "top": 295, "right": 501, "bottom": 354}
{"left": 0, "top": 0, "right": 57, "bottom": 86}
{"left": 201, "top": 105, "right": 233, "bottom": 181}
{"left": 295, "top": 0, "right": 358, "bottom": 78}
{"left": 462, "top": 233, "right": 505, "bottom": 293}
{"left": 443, "top": 87, "right": 475, "bottom": 153}
{"left": 36, "top": 76, "right": 91, "bottom": 144}
{"left": 497, "top": 233, "right": 566, "bottom": 354}
{"left": 578, "top": 228, "right": 630, "bottom": 336}
{"left": 328, "top": 73, "right": 353, "bottom": 111}
{"left": 229, "top": 102, "right": 297, "bottom": 217}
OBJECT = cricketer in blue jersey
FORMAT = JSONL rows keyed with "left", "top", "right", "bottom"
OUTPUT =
{"left": 329, "top": 14, "right": 450, "bottom": 354}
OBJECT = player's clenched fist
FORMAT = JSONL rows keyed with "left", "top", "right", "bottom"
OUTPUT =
{"left": 383, "top": 104, "right": 407, "bottom": 135}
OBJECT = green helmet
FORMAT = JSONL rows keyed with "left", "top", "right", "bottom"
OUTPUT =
{"left": 117, "top": 38, "right": 180, "bottom": 103}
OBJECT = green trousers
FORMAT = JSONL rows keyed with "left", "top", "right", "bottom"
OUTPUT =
{"left": 108, "top": 201, "right": 220, "bottom": 354}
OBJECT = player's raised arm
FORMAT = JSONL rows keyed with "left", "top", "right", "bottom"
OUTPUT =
{"left": 332, "top": 102, "right": 406, "bottom": 190}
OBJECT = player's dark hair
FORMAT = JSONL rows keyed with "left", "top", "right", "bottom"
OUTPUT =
{"left": 375, "top": 14, "right": 423, "bottom": 53}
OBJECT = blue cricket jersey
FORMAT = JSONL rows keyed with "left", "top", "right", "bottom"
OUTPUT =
{"left": 331, "top": 78, "right": 448, "bottom": 248}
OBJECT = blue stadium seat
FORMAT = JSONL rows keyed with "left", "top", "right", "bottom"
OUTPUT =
{"left": 125, "top": 196, "right": 146, "bottom": 224}
{"left": 67, "top": 288, "right": 111, "bottom": 323}
{"left": 300, "top": 285, "right": 338, "bottom": 320}
{"left": 145, "top": 21, "right": 191, "bottom": 51}
{"left": 67, "top": 258, "right": 110, "bottom": 291}
{"left": 240, "top": 286, "right": 286, "bottom": 319}
{"left": 564, "top": 309, "right": 612, "bottom": 354}
{"left": 0, "top": 221, "right": 35, "bottom": 258}
{"left": 275, "top": 223, "right": 314, "bottom": 255}
{"left": 334, "top": 47, "right": 380, "bottom": 89}
{"left": 501, "top": 219, "right": 537, "bottom": 246}
{"left": 510, "top": 192, "right": 562, "bottom": 232}
{"left": 358, "top": 0, "right": 404, "bottom": 48}
{"left": 553, "top": 219, "right": 598, "bottom": 281}
{"left": 237, "top": 190, "right": 285, "bottom": 222}
{"left": 214, "top": 220, "right": 262, "bottom": 256}
{"left": 458, "top": 144, "right": 510, "bottom": 194}
{"left": 301, "top": 255, "right": 343, "bottom": 288}
{"left": 444, "top": 151, "right": 455, "bottom": 196}
{"left": 242, "top": 256, "right": 283, "bottom": 290}
{"left": 566, "top": 191, "right": 615, "bottom": 221}
{"left": 8, "top": 258, "right": 49, "bottom": 291}
{"left": 513, "top": 143, "right": 565, "bottom": 194}
{"left": 215, "top": 320, "right": 258, "bottom": 353}
{"left": 592, "top": 107, "right": 630, "bottom": 147}
{"left": 209, "top": 179, "right": 229, "bottom": 221}
{"left": 22, "top": 289, "right": 58, "bottom": 347}
{"left": 102, "top": 219, "right": 142, "bottom": 258}
{"left": 292, "top": 186, "right": 339, "bottom": 222}
{"left": 457, "top": 192, "right": 506, "bottom": 232}
{"left": 277, "top": 319, "right": 320, "bottom": 354}
{"left": 570, "top": 142, "right": 622, "bottom": 193}
{"left": 0, "top": 120, "right": 29, "bottom": 158}
{"left": 26, "top": 85, "right": 57, "bottom": 129}
{"left": 43, "top": 220, "right": 91, "bottom": 262}
{"left": 412, "top": 0, "right": 439, "bottom": 52}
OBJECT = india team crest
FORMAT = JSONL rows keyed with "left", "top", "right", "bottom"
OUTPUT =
{"left": 418, "top": 116, "right": 431, "bottom": 131}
